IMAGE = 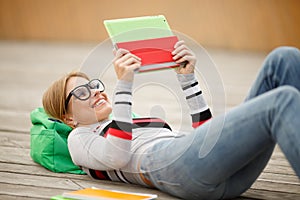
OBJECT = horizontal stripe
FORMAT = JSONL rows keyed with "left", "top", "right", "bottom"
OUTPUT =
{"left": 115, "top": 101, "right": 132, "bottom": 106}
{"left": 192, "top": 119, "right": 210, "bottom": 128}
{"left": 133, "top": 122, "right": 171, "bottom": 130}
{"left": 114, "top": 170, "right": 132, "bottom": 184}
{"left": 120, "top": 171, "right": 132, "bottom": 183}
{"left": 183, "top": 86, "right": 201, "bottom": 96}
{"left": 95, "top": 170, "right": 110, "bottom": 180}
{"left": 182, "top": 81, "right": 198, "bottom": 91}
{"left": 115, "top": 91, "right": 132, "bottom": 95}
{"left": 133, "top": 118, "right": 172, "bottom": 130}
{"left": 110, "top": 120, "right": 132, "bottom": 133}
{"left": 191, "top": 109, "right": 212, "bottom": 123}
{"left": 114, "top": 170, "right": 126, "bottom": 183}
{"left": 99, "top": 124, "right": 110, "bottom": 137}
{"left": 108, "top": 128, "right": 132, "bottom": 140}
{"left": 133, "top": 118, "right": 165, "bottom": 123}
{"left": 89, "top": 169, "right": 111, "bottom": 180}
{"left": 186, "top": 91, "right": 202, "bottom": 100}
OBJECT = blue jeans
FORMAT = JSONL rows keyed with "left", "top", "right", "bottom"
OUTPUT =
{"left": 141, "top": 47, "right": 300, "bottom": 200}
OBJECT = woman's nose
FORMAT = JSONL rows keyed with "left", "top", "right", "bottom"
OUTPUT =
{"left": 92, "top": 89, "right": 102, "bottom": 97}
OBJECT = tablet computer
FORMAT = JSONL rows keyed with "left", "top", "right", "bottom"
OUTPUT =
{"left": 103, "top": 15, "right": 174, "bottom": 43}
{"left": 103, "top": 15, "right": 179, "bottom": 73}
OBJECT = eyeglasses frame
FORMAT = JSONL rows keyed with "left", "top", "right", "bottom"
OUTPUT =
{"left": 64, "top": 79, "right": 105, "bottom": 111}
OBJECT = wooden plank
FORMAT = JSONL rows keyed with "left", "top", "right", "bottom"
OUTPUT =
{"left": 0, "top": 183, "right": 67, "bottom": 199}
{"left": 0, "top": 131, "right": 30, "bottom": 149}
{"left": 252, "top": 179, "right": 300, "bottom": 194}
{"left": 243, "top": 189, "right": 300, "bottom": 199}
{"left": 0, "top": 194, "right": 41, "bottom": 200}
{"left": 0, "top": 162, "right": 88, "bottom": 180}
{"left": 0, "top": 146, "right": 33, "bottom": 165}
{"left": 0, "top": 111, "right": 32, "bottom": 133}
{"left": 263, "top": 165, "right": 296, "bottom": 175}
{"left": 0, "top": 171, "right": 82, "bottom": 190}
{"left": 258, "top": 172, "right": 299, "bottom": 184}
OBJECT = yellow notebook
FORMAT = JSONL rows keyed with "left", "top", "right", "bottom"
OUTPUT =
{"left": 62, "top": 187, "right": 157, "bottom": 200}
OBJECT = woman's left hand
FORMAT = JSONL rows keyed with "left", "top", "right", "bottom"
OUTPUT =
{"left": 172, "top": 40, "right": 196, "bottom": 74}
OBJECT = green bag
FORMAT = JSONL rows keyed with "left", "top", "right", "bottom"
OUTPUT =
{"left": 30, "top": 107, "right": 140, "bottom": 174}
{"left": 30, "top": 107, "right": 85, "bottom": 174}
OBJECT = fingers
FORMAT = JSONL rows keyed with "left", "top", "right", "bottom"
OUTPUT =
{"left": 114, "top": 48, "right": 140, "bottom": 61}
{"left": 172, "top": 49, "right": 193, "bottom": 61}
{"left": 115, "top": 48, "right": 129, "bottom": 56}
{"left": 172, "top": 40, "right": 195, "bottom": 63}
{"left": 172, "top": 40, "right": 196, "bottom": 74}
{"left": 113, "top": 48, "right": 141, "bottom": 81}
{"left": 175, "top": 55, "right": 194, "bottom": 64}
{"left": 114, "top": 49, "right": 141, "bottom": 67}
{"left": 174, "top": 40, "right": 185, "bottom": 49}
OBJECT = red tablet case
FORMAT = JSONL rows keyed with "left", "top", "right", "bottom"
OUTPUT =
{"left": 116, "top": 36, "right": 179, "bottom": 73}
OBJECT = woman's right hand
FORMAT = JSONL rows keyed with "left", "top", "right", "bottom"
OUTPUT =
{"left": 113, "top": 48, "right": 141, "bottom": 82}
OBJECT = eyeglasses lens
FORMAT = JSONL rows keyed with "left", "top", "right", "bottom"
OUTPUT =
{"left": 89, "top": 79, "right": 104, "bottom": 91}
{"left": 72, "top": 86, "right": 90, "bottom": 100}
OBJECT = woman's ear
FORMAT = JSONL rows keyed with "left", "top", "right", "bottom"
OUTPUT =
{"left": 63, "top": 114, "right": 77, "bottom": 128}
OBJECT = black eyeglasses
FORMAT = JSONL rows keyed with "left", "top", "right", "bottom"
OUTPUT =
{"left": 65, "top": 79, "right": 105, "bottom": 110}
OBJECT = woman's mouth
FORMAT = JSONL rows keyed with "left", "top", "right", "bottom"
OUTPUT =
{"left": 92, "top": 99, "right": 106, "bottom": 108}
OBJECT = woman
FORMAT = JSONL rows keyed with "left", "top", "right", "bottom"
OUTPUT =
{"left": 43, "top": 41, "right": 300, "bottom": 200}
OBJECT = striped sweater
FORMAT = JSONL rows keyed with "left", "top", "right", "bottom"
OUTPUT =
{"left": 67, "top": 73, "right": 212, "bottom": 186}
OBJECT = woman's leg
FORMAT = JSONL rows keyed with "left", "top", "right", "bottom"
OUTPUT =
{"left": 223, "top": 46, "right": 300, "bottom": 198}
{"left": 143, "top": 86, "right": 300, "bottom": 200}
{"left": 142, "top": 47, "right": 300, "bottom": 200}
{"left": 246, "top": 46, "right": 300, "bottom": 100}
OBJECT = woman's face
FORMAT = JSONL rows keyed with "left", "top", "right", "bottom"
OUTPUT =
{"left": 65, "top": 76, "right": 112, "bottom": 126}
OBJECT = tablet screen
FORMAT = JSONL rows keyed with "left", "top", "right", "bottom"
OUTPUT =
{"left": 104, "top": 15, "right": 174, "bottom": 43}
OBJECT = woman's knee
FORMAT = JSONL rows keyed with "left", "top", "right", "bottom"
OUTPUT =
{"left": 262, "top": 46, "right": 300, "bottom": 78}
{"left": 270, "top": 46, "right": 300, "bottom": 58}
{"left": 275, "top": 85, "right": 300, "bottom": 103}
{"left": 267, "top": 46, "right": 300, "bottom": 65}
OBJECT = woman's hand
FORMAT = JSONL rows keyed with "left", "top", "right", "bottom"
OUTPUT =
{"left": 113, "top": 48, "right": 141, "bottom": 82}
{"left": 172, "top": 40, "right": 196, "bottom": 74}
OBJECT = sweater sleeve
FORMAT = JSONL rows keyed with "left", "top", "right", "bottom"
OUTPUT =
{"left": 109, "top": 80, "right": 133, "bottom": 139}
{"left": 177, "top": 74, "right": 212, "bottom": 128}
{"left": 68, "top": 80, "right": 133, "bottom": 171}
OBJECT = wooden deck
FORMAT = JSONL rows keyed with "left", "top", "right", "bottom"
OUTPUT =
{"left": 0, "top": 41, "right": 299, "bottom": 199}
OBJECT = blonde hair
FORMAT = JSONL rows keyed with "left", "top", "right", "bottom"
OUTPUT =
{"left": 42, "top": 71, "right": 90, "bottom": 121}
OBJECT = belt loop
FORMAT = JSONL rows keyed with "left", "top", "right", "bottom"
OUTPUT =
{"left": 138, "top": 161, "right": 154, "bottom": 187}
{"left": 140, "top": 172, "right": 154, "bottom": 187}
